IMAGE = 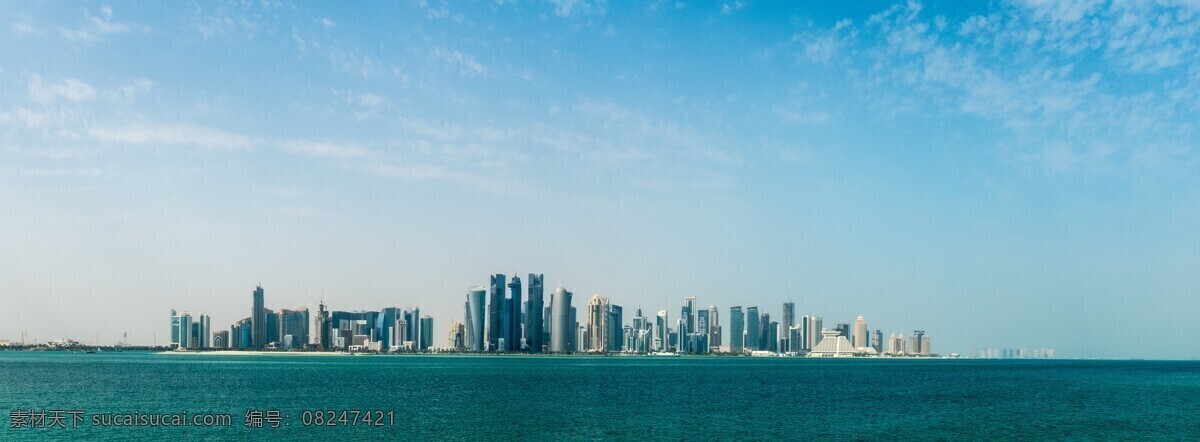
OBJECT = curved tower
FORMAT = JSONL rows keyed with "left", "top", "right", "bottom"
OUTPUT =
{"left": 550, "top": 287, "right": 573, "bottom": 353}
{"left": 467, "top": 287, "right": 486, "bottom": 352}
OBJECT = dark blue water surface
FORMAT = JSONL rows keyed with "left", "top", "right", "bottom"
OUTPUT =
{"left": 1, "top": 352, "right": 1197, "bottom": 440}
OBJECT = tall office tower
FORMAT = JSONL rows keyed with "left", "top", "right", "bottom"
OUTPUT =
{"left": 586, "top": 295, "right": 609, "bottom": 353}
{"left": 487, "top": 274, "right": 505, "bottom": 352}
{"left": 759, "top": 313, "right": 771, "bottom": 351}
{"left": 683, "top": 296, "right": 697, "bottom": 334}
{"left": 854, "top": 315, "right": 868, "bottom": 349}
{"left": 655, "top": 310, "right": 669, "bottom": 351}
{"left": 577, "top": 325, "right": 588, "bottom": 352}
{"left": 506, "top": 275, "right": 522, "bottom": 352}
{"left": 197, "top": 313, "right": 211, "bottom": 349}
{"left": 170, "top": 309, "right": 180, "bottom": 348}
{"left": 526, "top": 274, "right": 544, "bottom": 353}
{"left": 803, "top": 316, "right": 823, "bottom": 350}
{"left": 632, "top": 309, "right": 648, "bottom": 353}
{"left": 745, "top": 307, "right": 760, "bottom": 351}
{"left": 407, "top": 307, "right": 421, "bottom": 346}
{"left": 251, "top": 285, "right": 265, "bottom": 350}
{"left": 708, "top": 305, "right": 721, "bottom": 351}
{"left": 910, "top": 330, "right": 926, "bottom": 355}
{"left": 448, "top": 321, "right": 465, "bottom": 350}
{"left": 315, "top": 300, "right": 329, "bottom": 350}
{"left": 920, "top": 334, "right": 931, "bottom": 356}
{"left": 212, "top": 330, "right": 229, "bottom": 349}
{"left": 177, "top": 312, "right": 193, "bottom": 349}
{"left": 467, "top": 287, "right": 486, "bottom": 352}
{"left": 569, "top": 306, "right": 578, "bottom": 352}
{"left": 888, "top": 333, "right": 905, "bottom": 355}
{"left": 729, "top": 306, "right": 744, "bottom": 354}
{"left": 872, "top": 329, "right": 884, "bottom": 353}
{"left": 767, "top": 321, "right": 779, "bottom": 353}
{"left": 231, "top": 318, "right": 252, "bottom": 349}
{"left": 695, "top": 309, "right": 709, "bottom": 353}
{"left": 788, "top": 325, "right": 802, "bottom": 353}
{"left": 419, "top": 316, "right": 433, "bottom": 351}
{"left": 550, "top": 287, "right": 573, "bottom": 353}
{"left": 608, "top": 304, "right": 623, "bottom": 352}
{"left": 835, "top": 323, "right": 850, "bottom": 340}
{"left": 393, "top": 316, "right": 407, "bottom": 350}
{"left": 279, "top": 308, "right": 310, "bottom": 350}
{"left": 782, "top": 302, "right": 795, "bottom": 350}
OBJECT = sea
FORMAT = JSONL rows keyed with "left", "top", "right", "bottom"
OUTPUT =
{"left": 0, "top": 352, "right": 1197, "bottom": 440}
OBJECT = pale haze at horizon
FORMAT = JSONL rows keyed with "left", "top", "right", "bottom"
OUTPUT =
{"left": 2, "top": 1, "right": 1198, "bottom": 358}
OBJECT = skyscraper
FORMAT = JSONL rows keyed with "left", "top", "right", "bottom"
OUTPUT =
{"left": 655, "top": 310, "right": 669, "bottom": 351}
{"left": 170, "top": 309, "right": 180, "bottom": 348}
{"left": 608, "top": 304, "right": 623, "bottom": 352}
{"left": 745, "top": 307, "right": 760, "bottom": 351}
{"left": 759, "top": 312, "right": 770, "bottom": 351}
{"left": 782, "top": 302, "right": 795, "bottom": 352}
{"left": 279, "top": 308, "right": 309, "bottom": 350}
{"left": 872, "top": 329, "right": 884, "bottom": 353}
{"left": 506, "top": 275, "right": 522, "bottom": 352}
{"left": 466, "top": 286, "right": 486, "bottom": 352}
{"left": 526, "top": 274, "right": 544, "bottom": 353}
{"left": 683, "top": 296, "right": 697, "bottom": 335}
{"left": 587, "top": 295, "right": 609, "bottom": 353}
{"left": 550, "top": 286, "right": 573, "bottom": 353}
{"left": 419, "top": 316, "right": 433, "bottom": 351}
{"left": 251, "top": 285, "right": 265, "bottom": 350}
{"left": 487, "top": 274, "right": 505, "bottom": 352}
{"left": 177, "top": 311, "right": 192, "bottom": 349}
{"left": 854, "top": 315, "right": 868, "bottom": 349}
{"left": 707, "top": 305, "right": 721, "bottom": 351}
{"left": 729, "top": 306, "right": 744, "bottom": 354}
{"left": 803, "top": 315, "right": 823, "bottom": 350}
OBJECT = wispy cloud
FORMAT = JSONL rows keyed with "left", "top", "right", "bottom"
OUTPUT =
{"left": 430, "top": 47, "right": 486, "bottom": 76}
{"left": 28, "top": 74, "right": 96, "bottom": 103}
{"left": 59, "top": 5, "right": 147, "bottom": 43}
{"left": 279, "top": 139, "right": 372, "bottom": 159}
{"left": 87, "top": 123, "right": 255, "bottom": 151}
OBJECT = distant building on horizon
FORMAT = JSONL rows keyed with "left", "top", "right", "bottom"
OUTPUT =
{"left": 729, "top": 306, "right": 744, "bottom": 354}
{"left": 251, "top": 285, "right": 265, "bottom": 350}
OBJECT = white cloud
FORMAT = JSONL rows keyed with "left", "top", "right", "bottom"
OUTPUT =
{"left": 548, "top": 0, "right": 604, "bottom": 17}
{"left": 320, "top": 18, "right": 335, "bottom": 28}
{"left": 28, "top": 74, "right": 96, "bottom": 103}
{"left": 721, "top": 1, "right": 744, "bottom": 14}
{"left": 88, "top": 123, "right": 255, "bottom": 151}
{"left": 430, "top": 47, "right": 486, "bottom": 76}
{"left": 279, "top": 140, "right": 371, "bottom": 159}
{"left": 59, "top": 5, "right": 146, "bottom": 42}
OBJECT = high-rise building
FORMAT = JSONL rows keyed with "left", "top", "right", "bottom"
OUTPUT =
{"left": 177, "top": 311, "right": 193, "bottom": 349}
{"left": 314, "top": 300, "right": 329, "bottom": 350}
{"left": 170, "top": 309, "right": 180, "bottom": 348}
{"left": 487, "top": 274, "right": 505, "bottom": 352}
{"left": 197, "top": 313, "right": 210, "bottom": 349}
{"left": 550, "top": 287, "right": 573, "bottom": 353}
{"left": 251, "top": 285, "right": 265, "bottom": 350}
{"left": 587, "top": 295, "right": 609, "bottom": 353}
{"left": 745, "top": 307, "right": 760, "bottom": 351}
{"left": 782, "top": 302, "right": 795, "bottom": 352}
{"left": 278, "top": 308, "right": 309, "bottom": 350}
{"left": 212, "top": 330, "right": 229, "bottom": 349}
{"left": 729, "top": 306, "right": 744, "bottom": 354}
{"left": 506, "top": 275, "right": 522, "bottom": 352}
{"left": 419, "top": 316, "right": 433, "bottom": 351}
{"left": 854, "top": 315, "right": 868, "bottom": 349}
{"left": 466, "top": 287, "right": 486, "bottom": 352}
{"left": 759, "top": 313, "right": 771, "bottom": 351}
{"left": 803, "top": 315, "right": 823, "bottom": 350}
{"left": 683, "top": 296, "right": 697, "bottom": 335}
{"left": 872, "top": 329, "right": 883, "bottom": 353}
{"left": 526, "top": 274, "right": 544, "bottom": 353}
{"left": 767, "top": 321, "right": 779, "bottom": 353}
{"left": 910, "top": 330, "right": 926, "bottom": 356}
{"left": 448, "top": 321, "right": 465, "bottom": 351}
{"left": 707, "top": 305, "right": 721, "bottom": 351}
{"left": 655, "top": 310, "right": 669, "bottom": 351}
{"left": 608, "top": 304, "right": 623, "bottom": 352}
{"left": 888, "top": 333, "right": 905, "bottom": 355}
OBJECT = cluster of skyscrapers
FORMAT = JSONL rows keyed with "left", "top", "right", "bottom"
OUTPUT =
{"left": 170, "top": 277, "right": 934, "bottom": 357}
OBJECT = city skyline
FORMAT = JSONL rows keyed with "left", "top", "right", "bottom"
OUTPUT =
{"left": 3, "top": 1, "right": 1199, "bottom": 359}
{"left": 157, "top": 279, "right": 954, "bottom": 357}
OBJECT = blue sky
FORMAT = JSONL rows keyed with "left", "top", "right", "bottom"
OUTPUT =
{"left": 2, "top": 0, "right": 1198, "bottom": 358}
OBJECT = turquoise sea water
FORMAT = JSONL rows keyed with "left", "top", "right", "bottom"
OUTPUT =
{"left": 1, "top": 352, "right": 1198, "bottom": 440}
